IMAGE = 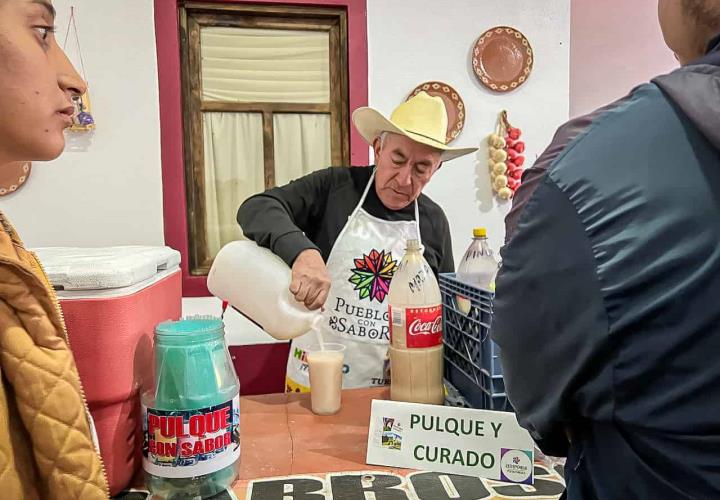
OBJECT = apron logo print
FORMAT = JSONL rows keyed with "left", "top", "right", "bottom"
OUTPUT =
{"left": 348, "top": 249, "right": 398, "bottom": 302}
{"left": 288, "top": 171, "right": 418, "bottom": 390}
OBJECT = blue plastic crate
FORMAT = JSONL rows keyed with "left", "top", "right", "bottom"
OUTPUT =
{"left": 440, "top": 273, "right": 512, "bottom": 412}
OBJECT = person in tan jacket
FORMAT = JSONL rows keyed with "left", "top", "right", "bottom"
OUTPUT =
{"left": 0, "top": 0, "right": 109, "bottom": 498}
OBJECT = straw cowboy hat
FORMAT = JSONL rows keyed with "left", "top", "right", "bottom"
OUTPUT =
{"left": 352, "top": 91, "right": 478, "bottom": 162}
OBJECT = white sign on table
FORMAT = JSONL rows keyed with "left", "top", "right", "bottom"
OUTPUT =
{"left": 366, "top": 399, "right": 535, "bottom": 484}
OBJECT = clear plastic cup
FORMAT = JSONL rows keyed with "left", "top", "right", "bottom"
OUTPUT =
{"left": 307, "top": 343, "right": 346, "bottom": 415}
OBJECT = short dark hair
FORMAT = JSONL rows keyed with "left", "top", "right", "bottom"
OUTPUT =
{"left": 683, "top": 0, "right": 720, "bottom": 32}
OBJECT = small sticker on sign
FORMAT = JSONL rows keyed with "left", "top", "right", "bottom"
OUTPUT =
{"left": 500, "top": 448, "right": 534, "bottom": 484}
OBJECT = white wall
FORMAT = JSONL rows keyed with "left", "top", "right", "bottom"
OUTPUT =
{"left": 1, "top": 0, "right": 164, "bottom": 248}
{"left": 367, "top": 0, "right": 571, "bottom": 260}
{"left": 215, "top": 0, "right": 572, "bottom": 345}
{"left": 0, "top": 0, "right": 570, "bottom": 344}
{"left": 190, "top": 0, "right": 572, "bottom": 340}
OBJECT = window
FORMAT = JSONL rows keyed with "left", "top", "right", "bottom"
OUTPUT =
{"left": 180, "top": 3, "right": 350, "bottom": 275}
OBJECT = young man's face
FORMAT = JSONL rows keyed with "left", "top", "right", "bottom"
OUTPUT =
{"left": 0, "top": 0, "right": 87, "bottom": 164}
{"left": 373, "top": 133, "right": 442, "bottom": 211}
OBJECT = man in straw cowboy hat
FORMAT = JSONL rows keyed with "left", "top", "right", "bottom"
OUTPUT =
{"left": 239, "top": 91, "right": 476, "bottom": 392}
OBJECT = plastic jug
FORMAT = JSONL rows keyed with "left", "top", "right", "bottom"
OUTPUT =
{"left": 142, "top": 317, "right": 240, "bottom": 499}
{"left": 207, "top": 241, "right": 321, "bottom": 341}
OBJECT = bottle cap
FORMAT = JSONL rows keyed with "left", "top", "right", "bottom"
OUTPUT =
{"left": 155, "top": 316, "right": 224, "bottom": 345}
{"left": 406, "top": 239, "right": 421, "bottom": 252}
{"left": 473, "top": 228, "right": 487, "bottom": 238}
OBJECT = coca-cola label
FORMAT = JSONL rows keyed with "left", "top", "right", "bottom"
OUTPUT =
{"left": 390, "top": 305, "right": 443, "bottom": 348}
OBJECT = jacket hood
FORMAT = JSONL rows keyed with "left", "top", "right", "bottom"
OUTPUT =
{"left": 653, "top": 37, "right": 720, "bottom": 149}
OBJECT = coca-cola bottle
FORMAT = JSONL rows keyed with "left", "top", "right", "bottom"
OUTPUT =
{"left": 388, "top": 239, "right": 444, "bottom": 405}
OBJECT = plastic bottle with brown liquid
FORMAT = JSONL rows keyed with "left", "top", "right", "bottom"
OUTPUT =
{"left": 388, "top": 239, "right": 444, "bottom": 405}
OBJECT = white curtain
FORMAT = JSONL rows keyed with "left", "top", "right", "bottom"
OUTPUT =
{"left": 199, "top": 28, "right": 334, "bottom": 260}
{"left": 201, "top": 27, "right": 330, "bottom": 103}
{"left": 273, "top": 113, "right": 331, "bottom": 186}
{"left": 203, "top": 112, "right": 264, "bottom": 258}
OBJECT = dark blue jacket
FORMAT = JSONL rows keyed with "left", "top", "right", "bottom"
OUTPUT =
{"left": 492, "top": 39, "right": 720, "bottom": 499}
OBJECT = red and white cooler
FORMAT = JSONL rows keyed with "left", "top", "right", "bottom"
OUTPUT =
{"left": 33, "top": 246, "right": 182, "bottom": 495}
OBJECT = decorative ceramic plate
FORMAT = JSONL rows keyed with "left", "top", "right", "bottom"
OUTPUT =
{"left": 407, "top": 81, "right": 465, "bottom": 144}
{"left": 0, "top": 162, "right": 31, "bottom": 196}
{"left": 472, "top": 26, "right": 533, "bottom": 93}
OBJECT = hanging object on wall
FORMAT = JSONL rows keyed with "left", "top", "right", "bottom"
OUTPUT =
{"left": 472, "top": 26, "right": 533, "bottom": 93}
{"left": 488, "top": 110, "right": 525, "bottom": 200}
{"left": 63, "top": 7, "right": 95, "bottom": 132}
{"left": 0, "top": 162, "right": 31, "bottom": 197}
{"left": 70, "top": 93, "right": 95, "bottom": 131}
{"left": 407, "top": 81, "right": 465, "bottom": 144}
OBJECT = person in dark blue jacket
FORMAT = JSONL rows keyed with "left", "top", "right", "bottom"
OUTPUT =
{"left": 492, "top": 1, "right": 720, "bottom": 498}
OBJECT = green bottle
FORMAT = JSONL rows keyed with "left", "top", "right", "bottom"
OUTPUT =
{"left": 142, "top": 316, "right": 240, "bottom": 499}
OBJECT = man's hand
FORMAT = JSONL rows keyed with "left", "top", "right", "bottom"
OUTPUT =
{"left": 290, "top": 249, "right": 331, "bottom": 310}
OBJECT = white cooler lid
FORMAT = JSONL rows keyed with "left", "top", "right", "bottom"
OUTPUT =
{"left": 32, "top": 246, "right": 182, "bottom": 292}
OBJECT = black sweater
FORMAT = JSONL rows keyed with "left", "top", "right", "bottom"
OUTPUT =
{"left": 237, "top": 166, "right": 454, "bottom": 275}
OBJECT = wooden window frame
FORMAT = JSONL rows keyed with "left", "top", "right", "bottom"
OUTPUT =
{"left": 180, "top": 3, "right": 350, "bottom": 275}
{"left": 154, "top": 0, "right": 368, "bottom": 296}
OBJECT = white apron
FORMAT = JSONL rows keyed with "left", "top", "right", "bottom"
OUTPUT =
{"left": 286, "top": 172, "right": 421, "bottom": 392}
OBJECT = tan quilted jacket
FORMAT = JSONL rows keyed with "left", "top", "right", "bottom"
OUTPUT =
{"left": 0, "top": 213, "right": 109, "bottom": 499}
